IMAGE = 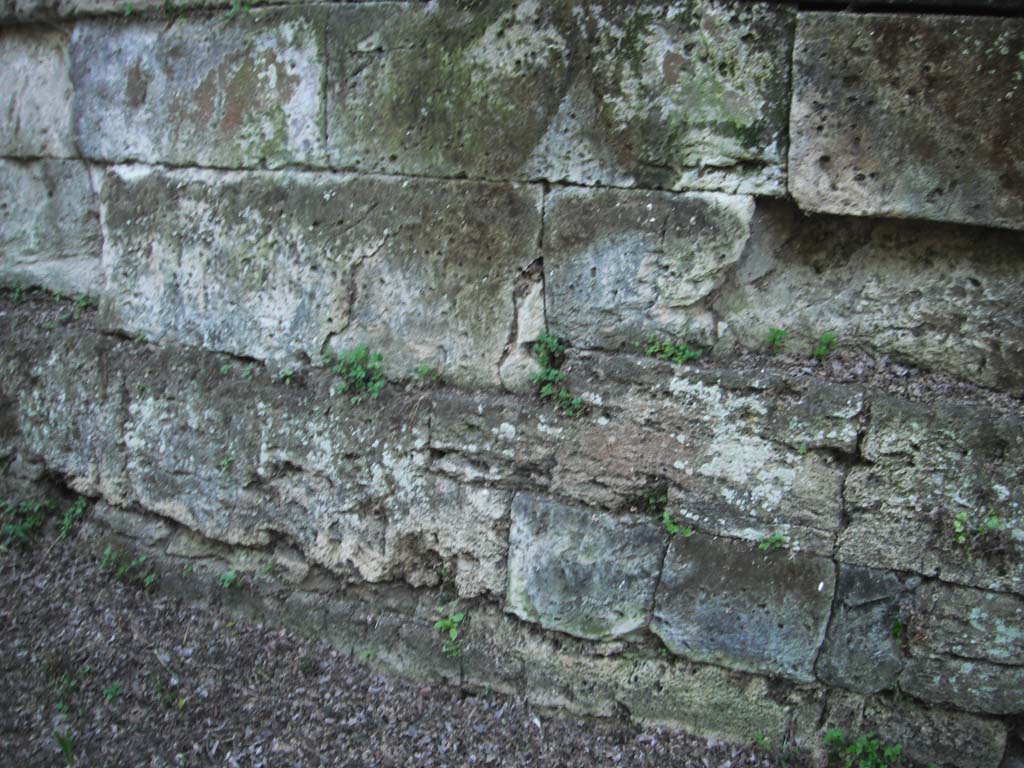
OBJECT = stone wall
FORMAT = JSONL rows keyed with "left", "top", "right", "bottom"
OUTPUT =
{"left": 1, "top": 1, "right": 1022, "bottom": 765}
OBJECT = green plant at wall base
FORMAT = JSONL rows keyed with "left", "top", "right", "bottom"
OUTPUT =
{"left": 219, "top": 364, "right": 232, "bottom": 375}
{"left": 813, "top": 332, "right": 838, "bottom": 360}
{"left": 434, "top": 609, "right": 466, "bottom": 657}
{"left": 104, "top": 682, "right": 124, "bottom": 704}
{"left": 219, "top": 569, "right": 239, "bottom": 589}
{"left": 758, "top": 532, "right": 787, "bottom": 551}
{"left": 324, "top": 345, "right": 386, "bottom": 404}
{"left": 891, "top": 619, "right": 905, "bottom": 639}
{"left": 1, "top": 499, "right": 49, "bottom": 551}
{"left": 764, "top": 327, "right": 787, "bottom": 353}
{"left": 58, "top": 497, "right": 88, "bottom": 540}
{"left": 276, "top": 369, "right": 294, "bottom": 385}
{"left": 54, "top": 730, "right": 75, "bottom": 766}
{"left": 824, "top": 729, "right": 903, "bottom": 768}
{"left": 644, "top": 335, "right": 702, "bottom": 364}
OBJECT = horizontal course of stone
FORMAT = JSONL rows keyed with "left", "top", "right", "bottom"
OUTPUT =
{"left": 1, "top": 2, "right": 1022, "bottom": 228}
{"left": 2, "top": 297, "right": 1022, "bottom": 765}
{"left": 1, "top": 0, "right": 1023, "bottom": 765}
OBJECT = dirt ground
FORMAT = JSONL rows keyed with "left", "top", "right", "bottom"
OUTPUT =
{"left": 0, "top": 512, "right": 811, "bottom": 768}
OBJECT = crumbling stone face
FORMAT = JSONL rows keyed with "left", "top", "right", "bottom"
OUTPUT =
{"left": 2, "top": 0, "right": 1024, "bottom": 763}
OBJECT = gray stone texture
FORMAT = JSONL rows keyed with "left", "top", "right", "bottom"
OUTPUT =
{"left": 651, "top": 533, "right": 836, "bottom": 682}
{"left": 505, "top": 492, "right": 664, "bottom": 640}
{"left": 790, "top": 13, "right": 1024, "bottom": 231}
{"left": 325, "top": 0, "right": 793, "bottom": 194}
{"left": 899, "top": 582, "right": 1024, "bottom": 715}
{"left": 99, "top": 165, "right": 541, "bottom": 388}
{"left": 545, "top": 187, "right": 754, "bottom": 350}
{"left": 0, "top": 28, "right": 74, "bottom": 157}
{"left": 840, "top": 397, "right": 1024, "bottom": 596}
{"left": 71, "top": 11, "right": 325, "bottom": 168}
{"left": 815, "top": 565, "right": 915, "bottom": 693}
{"left": 0, "top": 159, "right": 102, "bottom": 295}
{"left": 715, "top": 201, "right": 1024, "bottom": 394}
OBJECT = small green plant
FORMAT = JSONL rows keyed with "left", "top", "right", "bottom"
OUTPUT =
{"left": 218, "top": 454, "right": 235, "bottom": 473}
{"left": 135, "top": 333, "right": 149, "bottom": 344}
{"left": 276, "top": 368, "right": 294, "bottom": 385}
{"left": 764, "top": 327, "right": 787, "bottom": 353}
{"left": 952, "top": 509, "right": 1004, "bottom": 548}
{"left": 74, "top": 294, "right": 94, "bottom": 312}
{"left": 416, "top": 362, "right": 442, "bottom": 383}
{"left": 358, "top": 649, "right": 376, "bottom": 661}
{"left": 54, "top": 730, "right": 75, "bottom": 766}
{"left": 434, "top": 608, "right": 466, "bottom": 657}
{"left": 219, "top": 568, "right": 239, "bottom": 589}
{"left": 100, "top": 546, "right": 157, "bottom": 587}
{"left": 11, "top": 284, "right": 25, "bottom": 303}
{"left": 225, "top": 0, "right": 250, "bottom": 18}
{"left": 824, "top": 729, "right": 903, "bottom": 768}
{"left": 813, "top": 331, "right": 838, "bottom": 360}
{"left": 219, "top": 364, "right": 233, "bottom": 375}
{"left": 1, "top": 499, "right": 51, "bottom": 551}
{"left": 758, "top": 532, "right": 788, "bottom": 551}
{"left": 754, "top": 730, "right": 771, "bottom": 749}
{"left": 58, "top": 497, "right": 88, "bottom": 540}
{"left": 644, "top": 335, "right": 702, "bottom": 364}
{"left": 323, "top": 345, "right": 386, "bottom": 404}
{"left": 890, "top": 619, "right": 905, "bottom": 639}
{"left": 122, "top": 2, "right": 133, "bottom": 14}
{"left": 241, "top": 363, "right": 255, "bottom": 381}
{"left": 104, "top": 682, "right": 123, "bottom": 704}
{"left": 530, "top": 333, "right": 584, "bottom": 417}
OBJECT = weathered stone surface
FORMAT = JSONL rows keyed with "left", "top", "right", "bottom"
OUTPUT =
{"left": 71, "top": 12, "right": 324, "bottom": 168}
{"left": 325, "top": 0, "right": 792, "bottom": 194}
{"left": 428, "top": 351, "right": 849, "bottom": 553}
{"left": 652, "top": 533, "right": 835, "bottom": 682}
{"left": 815, "top": 565, "right": 916, "bottom": 693}
{"left": 100, "top": 166, "right": 541, "bottom": 387}
{"left": 898, "top": 582, "right": 1024, "bottom": 716}
{"left": 506, "top": 492, "right": 664, "bottom": 640}
{"left": 466, "top": 605, "right": 820, "bottom": 745}
{"left": 900, "top": 656, "right": 1024, "bottom": 716}
{"left": 5, "top": 329, "right": 129, "bottom": 502}
{"left": 545, "top": 187, "right": 754, "bottom": 350}
{"left": 840, "top": 397, "right": 1024, "bottom": 596}
{"left": 0, "top": 159, "right": 102, "bottom": 295}
{"left": 911, "top": 582, "right": 1024, "bottom": 666}
{"left": 560, "top": 353, "right": 848, "bottom": 553}
{"left": 715, "top": 201, "right": 1024, "bottom": 392}
{"left": 790, "top": 13, "right": 1024, "bottom": 231}
{"left": 0, "top": 29, "right": 74, "bottom": 157}
{"left": 824, "top": 690, "right": 1007, "bottom": 768}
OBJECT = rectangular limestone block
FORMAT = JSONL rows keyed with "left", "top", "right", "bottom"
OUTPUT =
{"left": 71, "top": 11, "right": 325, "bottom": 168}
{"left": 99, "top": 165, "right": 541, "bottom": 387}
{"left": 651, "top": 533, "right": 836, "bottom": 682}
{"left": 325, "top": 0, "right": 792, "bottom": 194}
{"left": 544, "top": 186, "right": 754, "bottom": 351}
{"left": 0, "top": 28, "right": 74, "bottom": 157}
{"left": 0, "top": 158, "right": 102, "bottom": 295}
{"left": 898, "top": 581, "right": 1024, "bottom": 715}
{"left": 505, "top": 492, "right": 665, "bottom": 641}
{"left": 790, "top": 13, "right": 1024, "bottom": 231}
{"left": 840, "top": 397, "right": 1024, "bottom": 596}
